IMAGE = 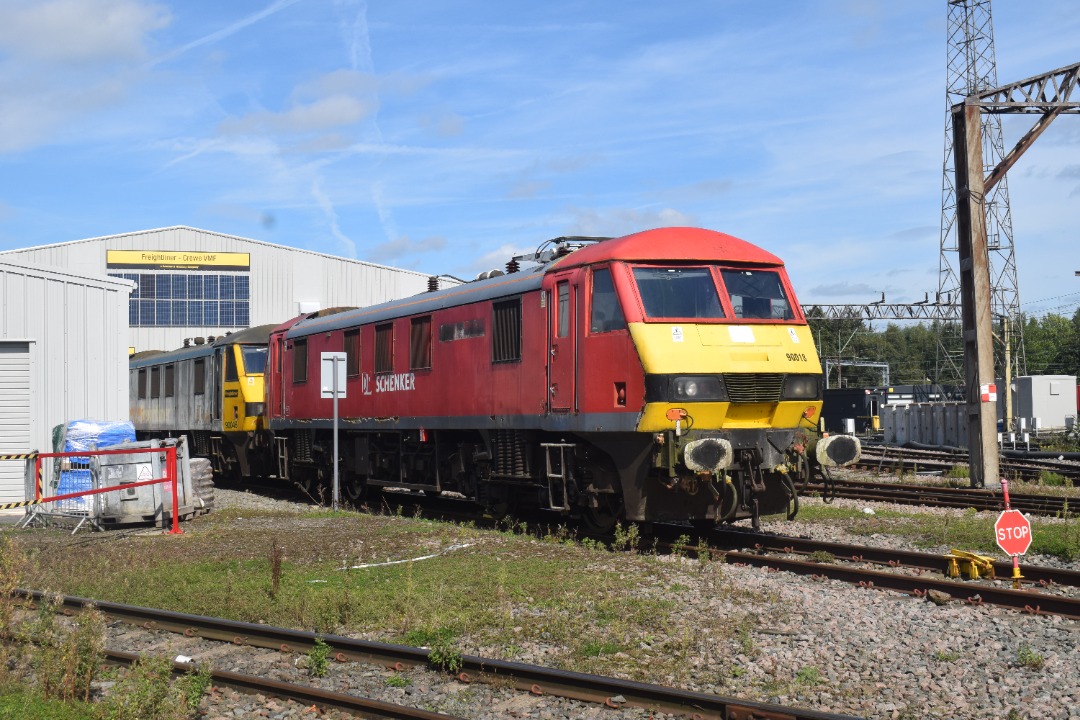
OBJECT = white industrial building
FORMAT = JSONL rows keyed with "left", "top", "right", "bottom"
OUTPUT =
{"left": 0, "top": 226, "right": 443, "bottom": 504}
{"left": 0, "top": 262, "right": 132, "bottom": 503}
{"left": 0, "top": 226, "right": 436, "bottom": 354}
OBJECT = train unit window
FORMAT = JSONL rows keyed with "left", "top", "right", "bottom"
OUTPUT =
{"left": 293, "top": 339, "right": 308, "bottom": 383}
{"left": 720, "top": 269, "right": 795, "bottom": 320}
{"left": 590, "top": 268, "right": 626, "bottom": 333}
{"left": 438, "top": 318, "right": 484, "bottom": 342}
{"left": 242, "top": 346, "right": 268, "bottom": 374}
{"left": 150, "top": 366, "right": 161, "bottom": 399}
{"left": 632, "top": 267, "right": 724, "bottom": 320}
{"left": 138, "top": 368, "right": 147, "bottom": 399}
{"left": 410, "top": 316, "right": 432, "bottom": 370}
{"left": 194, "top": 358, "right": 206, "bottom": 395}
{"left": 375, "top": 323, "right": 394, "bottom": 374}
{"left": 492, "top": 298, "right": 522, "bottom": 363}
{"left": 165, "top": 364, "right": 175, "bottom": 398}
{"left": 344, "top": 329, "right": 360, "bottom": 376}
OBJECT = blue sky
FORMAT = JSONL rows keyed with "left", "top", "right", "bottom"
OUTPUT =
{"left": 0, "top": 0, "right": 1077, "bottom": 316}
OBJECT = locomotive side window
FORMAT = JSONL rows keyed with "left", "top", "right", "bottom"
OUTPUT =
{"left": 344, "top": 329, "right": 360, "bottom": 376}
{"left": 193, "top": 358, "right": 206, "bottom": 395}
{"left": 293, "top": 339, "right": 308, "bottom": 383}
{"left": 557, "top": 282, "right": 570, "bottom": 337}
{"left": 632, "top": 267, "right": 725, "bottom": 319}
{"left": 375, "top": 323, "right": 394, "bottom": 374}
{"left": 410, "top": 316, "right": 432, "bottom": 370}
{"left": 590, "top": 268, "right": 626, "bottom": 333}
{"left": 225, "top": 347, "right": 239, "bottom": 382}
{"left": 492, "top": 297, "right": 522, "bottom": 363}
{"left": 137, "top": 368, "right": 147, "bottom": 399}
{"left": 720, "top": 269, "right": 794, "bottom": 320}
{"left": 165, "top": 364, "right": 175, "bottom": 398}
{"left": 150, "top": 366, "right": 161, "bottom": 399}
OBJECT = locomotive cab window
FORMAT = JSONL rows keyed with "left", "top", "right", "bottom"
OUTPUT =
{"left": 293, "top": 338, "right": 308, "bottom": 383}
{"left": 344, "top": 329, "right": 360, "bottom": 376}
{"left": 632, "top": 267, "right": 725, "bottom": 320}
{"left": 410, "top": 316, "right": 432, "bottom": 370}
{"left": 241, "top": 346, "right": 268, "bottom": 374}
{"left": 720, "top": 269, "right": 794, "bottom": 320}
{"left": 590, "top": 267, "right": 626, "bottom": 333}
{"left": 375, "top": 323, "right": 394, "bottom": 374}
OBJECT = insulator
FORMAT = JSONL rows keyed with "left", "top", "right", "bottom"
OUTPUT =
{"left": 506, "top": 259, "right": 520, "bottom": 274}
{"left": 428, "top": 276, "right": 439, "bottom": 292}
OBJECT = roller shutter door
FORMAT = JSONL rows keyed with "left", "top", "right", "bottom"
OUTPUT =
{"left": 0, "top": 342, "right": 32, "bottom": 504}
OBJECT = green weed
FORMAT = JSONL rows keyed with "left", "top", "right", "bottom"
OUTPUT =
{"left": 795, "top": 666, "right": 822, "bottom": 685}
{"left": 308, "top": 638, "right": 331, "bottom": 678}
{"left": 1016, "top": 644, "right": 1044, "bottom": 671}
{"left": 428, "top": 633, "right": 463, "bottom": 673}
{"left": 385, "top": 673, "right": 410, "bottom": 688}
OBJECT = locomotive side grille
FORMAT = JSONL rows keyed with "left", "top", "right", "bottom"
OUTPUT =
{"left": 723, "top": 373, "right": 783, "bottom": 403}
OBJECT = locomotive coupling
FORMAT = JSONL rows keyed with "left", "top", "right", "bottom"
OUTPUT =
{"left": 681, "top": 437, "right": 734, "bottom": 473}
{"left": 813, "top": 434, "right": 862, "bottom": 468}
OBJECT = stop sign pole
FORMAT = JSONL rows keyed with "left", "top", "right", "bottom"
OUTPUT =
{"left": 995, "top": 479, "right": 1032, "bottom": 588}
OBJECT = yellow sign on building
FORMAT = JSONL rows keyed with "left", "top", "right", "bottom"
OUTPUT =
{"left": 106, "top": 250, "right": 250, "bottom": 271}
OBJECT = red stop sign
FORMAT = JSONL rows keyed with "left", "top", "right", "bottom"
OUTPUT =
{"left": 995, "top": 510, "right": 1032, "bottom": 556}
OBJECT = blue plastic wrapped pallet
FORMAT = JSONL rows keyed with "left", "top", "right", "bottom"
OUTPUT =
{"left": 57, "top": 469, "right": 93, "bottom": 512}
{"left": 62, "top": 420, "right": 136, "bottom": 462}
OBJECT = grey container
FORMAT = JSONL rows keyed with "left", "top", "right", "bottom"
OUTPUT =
{"left": 95, "top": 438, "right": 197, "bottom": 527}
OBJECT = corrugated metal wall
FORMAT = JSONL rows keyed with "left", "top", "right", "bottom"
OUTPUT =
{"left": 0, "top": 227, "right": 435, "bottom": 353}
{"left": 0, "top": 263, "right": 130, "bottom": 503}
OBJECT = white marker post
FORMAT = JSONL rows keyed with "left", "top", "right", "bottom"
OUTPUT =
{"left": 321, "top": 352, "right": 347, "bottom": 511}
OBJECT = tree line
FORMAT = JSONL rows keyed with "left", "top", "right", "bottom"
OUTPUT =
{"left": 804, "top": 307, "right": 1080, "bottom": 389}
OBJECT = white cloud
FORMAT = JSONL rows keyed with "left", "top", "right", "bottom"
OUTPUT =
{"left": 221, "top": 94, "right": 377, "bottom": 135}
{"left": 366, "top": 234, "right": 446, "bottom": 263}
{"left": 0, "top": 0, "right": 169, "bottom": 65}
{"left": 565, "top": 206, "right": 697, "bottom": 237}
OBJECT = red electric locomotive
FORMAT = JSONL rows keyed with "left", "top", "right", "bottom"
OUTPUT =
{"left": 265, "top": 227, "right": 858, "bottom": 529}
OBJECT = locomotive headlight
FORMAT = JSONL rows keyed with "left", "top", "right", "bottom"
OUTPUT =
{"left": 782, "top": 375, "right": 821, "bottom": 400}
{"left": 672, "top": 376, "right": 725, "bottom": 401}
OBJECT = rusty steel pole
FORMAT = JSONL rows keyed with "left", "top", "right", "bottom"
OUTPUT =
{"left": 952, "top": 100, "right": 1000, "bottom": 489}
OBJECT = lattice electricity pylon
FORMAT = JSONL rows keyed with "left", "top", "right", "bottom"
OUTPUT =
{"left": 938, "top": 0, "right": 1026, "bottom": 381}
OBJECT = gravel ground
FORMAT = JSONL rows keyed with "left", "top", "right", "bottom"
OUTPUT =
{"left": 190, "top": 488, "right": 1080, "bottom": 720}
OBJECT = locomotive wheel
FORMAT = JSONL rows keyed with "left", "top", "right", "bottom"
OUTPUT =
{"left": 342, "top": 476, "right": 367, "bottom": 503}
{"left": 581, "top": 494, "right": 622, "bottom": 534}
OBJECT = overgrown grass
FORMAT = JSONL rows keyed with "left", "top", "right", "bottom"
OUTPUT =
{"left": 0, "top": 685, "right": 98, "bottom": 720}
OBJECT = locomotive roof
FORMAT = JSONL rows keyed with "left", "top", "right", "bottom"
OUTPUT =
{"left": 548, "top": 227, "right": 784, "bottom": 270}
{"left": 129, "top": 324, "right": 278, "bottom": 368}
{"left": 288, "top": 266, "right": 547, "bottom": 339}
{"left": 286, "top": 227, "right": 785, "bottom": 339}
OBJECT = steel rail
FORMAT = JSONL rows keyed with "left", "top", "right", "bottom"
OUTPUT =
{"left": 706, "top": 528, "right": 1080, "bottom": 589}
{"left": 102, "top": 648, "right": 463, "bottom": 720}
{"left": 18, "top": 589, "right": 861, "bottom": 720}
{"left": 718, "top": 551, "right": 1080, "bottom": 620}
{"left": 798, "top": 480, "right": 1072, "bottom": 516}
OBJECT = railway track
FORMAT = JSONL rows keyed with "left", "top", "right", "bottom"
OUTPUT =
{"left": 799, "top": 477, "right": 1076, "bottom": 516}
{"left": 680, "top": 527, "right": 1080, "bottom": 621}
{"left": 17, "top": 589, "right": 861, "bottom": 720}
{"left": 853, "top": 444, "right": 1080, "bottom": 484}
